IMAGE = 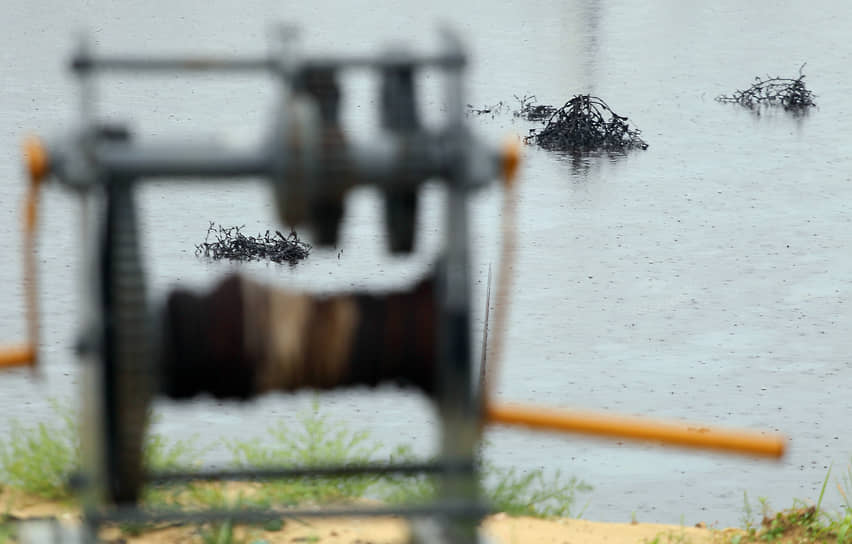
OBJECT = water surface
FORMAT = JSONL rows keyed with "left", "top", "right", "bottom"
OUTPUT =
{"left": 1, "top": 0, "right": 851, "bottom": 526}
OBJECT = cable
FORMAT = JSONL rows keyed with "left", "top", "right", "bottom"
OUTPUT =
{"left": 481, "top": 161, "right": 519, "bottom": 408}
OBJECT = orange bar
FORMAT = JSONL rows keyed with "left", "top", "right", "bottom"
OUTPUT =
{"left": 0, "top": 345, "right": 35, "bottom": 369}
{"left": 486, "top": 402, "right": 786, "bottom": 459}
{"left": 23, "top": 135, "right": 48, "bottom": 184}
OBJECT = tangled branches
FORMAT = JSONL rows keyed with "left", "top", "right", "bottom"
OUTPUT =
{"left": 716, "top": 65, "right": 816, "bottom": 111}
{"left": 195, "top": 223, "right": 311, "bottom": 265}
{"left": 513, "top": 94, "right": 556, "bottom": 121}
{"left": 525, "top": 95, "right": 648, "bottom": 152}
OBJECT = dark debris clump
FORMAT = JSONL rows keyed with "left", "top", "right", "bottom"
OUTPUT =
{"left": 524, "top": 95, "right": 648, "bottom": 152}
{"left": 716, "top": 65, "right": 816, "bottom": 111}
{"left": 195, "top": 223, "right": 311, "bottom": 265}
{"left": 513, "top": 94, "right": 556, "bottom": 122}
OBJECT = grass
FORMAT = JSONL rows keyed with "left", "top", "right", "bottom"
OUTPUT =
{"left": 484, "top": 464, "right": 592, "bottom": 518}
{"left": 741, "top": 491, "right": 756, "bottom": 533}
{"left": 642, "top": 474, "right": 852, "bottom": 544}
{"left": 0, "top": 401, "right": 79, "bottom": 500}
{"left": 840, "top": 464, "right": 852, "bottom": 515}
{"left": 6, "top": 400, "right": 852, "bottom": 544}
{"left": 645, "top": 530, "right": 690, "bottom": 544}
{"left": 224, "top": 401, "right": 382, "bottom": 505}
{"left": 4, "top": 403, "right": 852, "bottom": 544}
{"left": 0, "top": 505, "right": 15, "bottom": 544}
{"left": 0, "top": 400, "right": 592, "bottom": 543}
{"left": 727, "top": 503, "right": 848, "bottom": 544}
{"left": 727, "top": 467, "right": 852, "bottom": 544}
{"left": 0, "top": 405, "right": 206, "bottom": 504}
{"left": 220, "top": 401, "right": 593, "bottom": 518}
{"left": 0, "top": 521, "right": 15, "bottom": 544}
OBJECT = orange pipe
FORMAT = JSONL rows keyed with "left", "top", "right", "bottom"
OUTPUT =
{"left": 486, "top": 402, "right": 786, "bottom": 459}
{"left": 0, "top": 137, "right": 45, "bottom": 372}
{"left": 0, "top": 345, "right": 35, "bottom": 369}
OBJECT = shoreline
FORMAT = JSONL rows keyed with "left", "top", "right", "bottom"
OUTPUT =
{"left": 0, "top": 489, "right": 729, "bottom": 544}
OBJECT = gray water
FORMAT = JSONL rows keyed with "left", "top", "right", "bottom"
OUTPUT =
{"left": 2, "top": 0, "right": 851, "bottom": 527}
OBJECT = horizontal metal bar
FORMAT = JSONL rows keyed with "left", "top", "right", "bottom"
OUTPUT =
{"left": 81, "top": 135, "right": 463, "bottom": 188}
{"left": 148, "top": 460, "right": 473, "bottom": 484}
{"left": 301, "top": 55, "right": 466, "bottom": 71}
{"left": 70, "top": 54, "right": 465, "bottom": 75}
{"left": 72, "top": 56, "right": 277, "bottom": 73}
{"left": 87, "top": 501, "right": 489, "bottom": 525}
{"left": 94, "top": 142, "right": 269, "bottom": 178}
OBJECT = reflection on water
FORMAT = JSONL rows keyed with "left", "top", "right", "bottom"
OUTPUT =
{"left": 1, "top": 0, "right": 851, "bottom": 527}
{"left": 553, "top": 149, "right": 628, "bottom": 178}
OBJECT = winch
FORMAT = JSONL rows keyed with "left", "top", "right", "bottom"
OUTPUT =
{"left": 0, "top": 27, "right": 785, "bottom": 544}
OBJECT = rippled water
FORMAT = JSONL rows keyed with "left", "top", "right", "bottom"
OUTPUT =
{"left": 1, "top": 0, "right": 851, "bottom": 526}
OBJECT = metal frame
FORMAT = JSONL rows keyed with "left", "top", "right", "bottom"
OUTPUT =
{"left": 5, "top": 22, "right": 793, "bottom": 544}
{"left": 34, "top": 27, "right": 508, "bottom": 544}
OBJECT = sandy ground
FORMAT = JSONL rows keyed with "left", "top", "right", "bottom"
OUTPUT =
{"left": 101, "top": 516, "right": 727, "bottom": 544}
{"left": 2, "top": 489, "right": 736, "bottom": 544}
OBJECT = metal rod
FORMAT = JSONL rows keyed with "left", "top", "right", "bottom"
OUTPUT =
{"left": 486, "top": 402, "right": 787, "bottom": 459}
{"left": 301, "top": 54, "right": 466, "bottom": 71}
{"left": 70, "top": 55, "right": 465, "bottom": 74}
{"left": 87, "top": 501, "right": 489, "bottom": 525}
{"left": 94, "top": 143, "right": 269, "bottom": 178}
{"left": 148, "top": 461, "right": 472, "bottom": 484}
{"left": 76, "top": 137, "right": 461, "bottom": 187}
{"left": 435, "top": 28, "right": 480, "bottom": 544}
{"left": 72, "top": 57, "right": 277, "bottom": 73}
{"left": 477, "top": 264, "right": 492, "bottom": 398}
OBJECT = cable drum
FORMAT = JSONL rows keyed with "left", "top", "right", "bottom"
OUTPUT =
{"left": 159, "top": 273, "right": 438, "bottom": 400}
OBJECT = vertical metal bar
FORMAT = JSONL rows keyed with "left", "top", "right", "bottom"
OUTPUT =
{"left": 75, "top": 33, "right": 96, "bottom": 126}
{"left": 78, "top": 189, "right": 106, "bottom": 520}
{"left": 80, "top": 175, "right": 151, "bottom": 544}
{"left": 267, "top": 23, "right": 299, "bottom": 80}
{"left": 437, "top": 28, "right": 479, "bottom": 544}
{"left": 100, "top": 178, "right": 151, "bottom": 505}
{"left": 74, "top": 33, "right": 104, "bottom": 544}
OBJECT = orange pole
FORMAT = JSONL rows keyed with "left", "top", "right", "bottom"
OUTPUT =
{"left": 486, "top": 402, "right": 786, "bottom": 459}
{"left": 0, "top": 345, "right": 35, "bottom": 369}
{"left": 0, "top": 136, "right": 46, "bottom": 371}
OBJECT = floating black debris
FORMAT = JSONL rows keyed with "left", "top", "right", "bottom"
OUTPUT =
{"left": 513, "top": 94, "right": 556, "bottom": 122}
{"left": 716, "top": 65, "right": 816, "bottom": 111}
{"left": 465, "top": 100, "right": 509, "bottom": 118}
{"left": 525, "top": 95, "right": 648, "bottom": 152}
{"left": 195, "top": 223, "right": 311, "bottom": 265}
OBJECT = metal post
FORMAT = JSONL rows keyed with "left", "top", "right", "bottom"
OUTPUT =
{"left": 436, "top": 29, "right": 480, "bottom": 544}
